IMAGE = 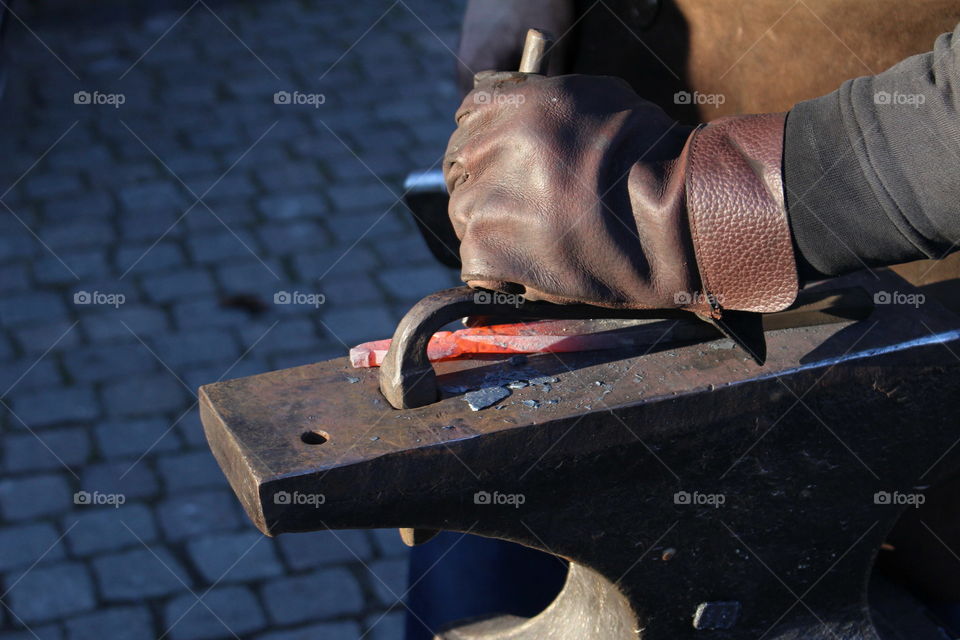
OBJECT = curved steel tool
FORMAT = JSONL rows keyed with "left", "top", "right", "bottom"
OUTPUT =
{"left": 379, "top": 286, "right": 873, "bottom": 410}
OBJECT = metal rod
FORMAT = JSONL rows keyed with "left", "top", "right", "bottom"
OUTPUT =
{"left": 518, "top": 28, "right": 554, "bottom": 74}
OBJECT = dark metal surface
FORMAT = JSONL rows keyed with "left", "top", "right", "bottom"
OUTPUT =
{"left": 379, "top": 287, "right": 700, "bottom": 409}
{"left": 402, "top": 170, "right": 461, "bottom": 268}
{"left": 200, "top": 269, "right": 960, "bottom": 639}
{"left": 380, "top": 286, "right": 873, "bottom": 410}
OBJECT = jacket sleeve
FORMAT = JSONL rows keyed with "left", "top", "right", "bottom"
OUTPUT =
{"left": 784, "top": 23, "right": 960, "bottom": 279}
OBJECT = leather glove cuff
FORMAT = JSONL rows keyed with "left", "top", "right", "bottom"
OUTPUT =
{"left": 684, "top": 113, "right": 798, "bottom": 316}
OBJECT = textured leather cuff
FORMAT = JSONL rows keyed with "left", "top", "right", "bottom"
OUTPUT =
{"left": 685, "top": 113, "right": 798, "bottom": 316}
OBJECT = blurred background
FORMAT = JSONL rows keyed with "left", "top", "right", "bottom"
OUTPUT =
{"left": 0, "top": 0, "right": 466, "bottom": 637}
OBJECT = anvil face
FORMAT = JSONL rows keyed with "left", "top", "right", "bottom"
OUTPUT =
{"left": 199, "top": 269, "right": 960, "bottom": 639}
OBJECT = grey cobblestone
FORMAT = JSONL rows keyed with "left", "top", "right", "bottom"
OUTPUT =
{"left": 320, "top": 306, "right": 397, "bottom": 345}
{"left": 368, "top": 557, "right": 409, "bottom": 606}
{"left": 141, "top": 268, "right": 217, "bottom": 303}
{"left": 24, "top": 173, "right": 84, "bottom": 200}
{"left": 42, "top": 221, "right": 114, "bottom": 251}
{"left": 0, "top": 334, "right": 12, "bottom": 361}
{"left": 215, "top": 259, "right": 285, "bottom": 292}
{"left": 157, "top": 450, "right": 227, "bottom": 493}
{"left": 277, "top": 529, "right": 373, "bottom": 570}
{"left": 65, "top": 606, "right": 153, "bottom": 640}
{"left": 184, "top": 199, "right": 260, "bottom": 232}
{"left": 259, "top": 221, "right": 330, "bottom": 254}
{"left": 173, "top": 411, "right": 209, "bottom": 448}
{"left": 0, "top": 473, "right": 73, "bottom": 520}
{"left": 43, "top": 191, "right": 113, "bottom": 221}
{"left": 3, "top": 427, "right": 91, "bottom": 473}
{"left": 151, "top": 329, "right": 240, "bottom": 369}
{"left": 80, "top": 305, "right": 169, "bottom": 343}
{"left": 0, "top": 264, "right": 30, "bottom": 292}
{"left": 196, "top": 172, "right": 259, "bottom": 204}
{"left": 102, "top": 373, "right": 188, "bottom": 417}
{"left": 326, "top": 211, "right": 408, "bottom": 249}
{"left": 0, "top": 230, "right": 38, "bottom": 262}
{"left": 371, "top": 234, "right": 438, "bottom": 267}
{"left": 4, "top": 625, "right": 63, "bottom": 640}
{"left": 0, "top": 522, "right": 67, "bottom": 571}
{"left": 378, "top": 264, "right": 460, "bottom": 303}
{"left": 34, "top": 249, "right": 110, "bottom": 284}
{"left": 0, "top": 291, "right": 67, "bottom": 326}
{"left": 182, "top": 358, "right": 268, "bottom": 393}
{"left": 292, "top": 246, "right": 379, "bottom": 280}
{"left": 187, "top": 531, "right": 283, "bottom": 583}
{"left": 64, "top": 503, "right": 158, "bottom": 556}
{"left": 48, "top": 145, "right": 113, "bottom": 172}
{"left": 271, "top": 347, "right": 345, "bottom": 370}
{"left": 14, "top": 387, "right": 99, "bottom": 428}
{"left": 261, "top": 568, "right": 364, "bottom": 625}
{"left": 258, "top": 193, "right": 327, "bottom": 220}
{"left": 257, "top": 621, "right": 363, "bottom": 640}
{"left": 94, "top": 547, "right": 193, "bottom": 601}
{"left": 187, "top": 123, "right": 243, "bottom": 150}
{"left": 0, "top": 358, "right": 61, "bottom": 394}
{"left": 371, "top": 527, "right": 412, "bottom": 558}
{"left": 115, "top": 242, "right": 185, "bottom": 274}
{"left": 63, "top": 343, "right": 157, "bottom": 382}
{"left": 0, "top": 0, "right": 473, "bottom": 634}
{"left": 119, "top": 210, "right": 184, "bottom": 242}
{"left": 118, "top": 182, "right": 187, "bottom": 213}
{"left": 187, "top": 229, "right": 263, "bottom": 264}
{"left": 255, "top": 163, "right": 324, "bottom": 192}
{"left": 13, "top": 320, "right": 84, "bottom": 356}
{"left": 238, "top": 319, "right": 322, "bottom": 354}
{"left": 164, "top": 586, "right": 266, "bottom": 640}
{"left": 95, "top": 417, "right": 181, "bottom": 459}
{"left": 80, "top": 460, "right": 160, "bottom": 501}
{"left": 172, "top": 297, "right": 249, "bottom": 330}
{"left": 4, "top": 563, "right": 96, "bottom": 623}
{"left": 365, "top": 611, "right": 407, "bottom": 640}
{"left": 157, "top": 490, "right": 242, "bottom": 542}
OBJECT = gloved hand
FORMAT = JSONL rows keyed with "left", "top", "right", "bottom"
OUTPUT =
{"left": 444, "top": 72, "right": 799, "bottom": 316}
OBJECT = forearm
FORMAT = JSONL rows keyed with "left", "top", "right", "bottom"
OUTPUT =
{"left": 785, "top": 23, "right": 960, "bottom": 279}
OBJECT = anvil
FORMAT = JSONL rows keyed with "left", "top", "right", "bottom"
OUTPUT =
{"left": 199, "top": 264, "right": 960, "bottom": 639}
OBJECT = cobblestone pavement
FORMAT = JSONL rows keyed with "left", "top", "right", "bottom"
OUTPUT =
{"left": 0, "top": 0, "right": 466, "bottom": 637}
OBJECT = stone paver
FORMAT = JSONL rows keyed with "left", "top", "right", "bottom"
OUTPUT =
{"left": 261, "top": 568, "right": 364, "bottom": 625}
{"left": 4, "top": 563, "right": 96, "bottom": 623}
{"left": 0, "top": 0, "right": 466, "bottom": 636}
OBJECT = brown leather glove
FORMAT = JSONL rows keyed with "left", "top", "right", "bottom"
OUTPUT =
{"left": 444, "top": 72, "right": 799, "bottom": 317}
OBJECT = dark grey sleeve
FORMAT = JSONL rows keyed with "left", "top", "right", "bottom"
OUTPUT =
{"left": 784, "top": 23, "right": 960, "bottom": 279}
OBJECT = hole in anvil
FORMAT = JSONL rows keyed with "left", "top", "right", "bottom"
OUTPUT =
{"left": 301, "top": 430, "right": 330, "bottom": 445}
